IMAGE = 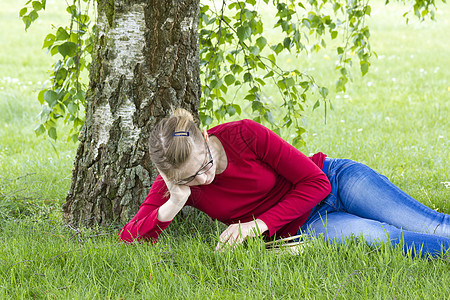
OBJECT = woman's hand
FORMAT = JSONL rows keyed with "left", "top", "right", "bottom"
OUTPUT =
{"left": 158, "top": 169, "right": 191, "bottom": 205}
{"left": 157, "top": 169, "right": 191, "bottom": 222}
{"left": 216, "top": 219, "right": 268, "bottom": 251}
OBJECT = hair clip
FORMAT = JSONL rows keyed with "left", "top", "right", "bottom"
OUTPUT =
{"left": 173, "top": 131, "right": 190, "bottom": 136}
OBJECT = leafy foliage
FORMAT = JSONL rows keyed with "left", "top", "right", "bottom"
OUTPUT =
{"left": 21, "top": 0, "right": 443, "bottom": 145}
{"left": 21, "top": 0, "right": 94, "bottom": 142}
{"left": 198, "top": 0, "right": 373, "bottom": 147}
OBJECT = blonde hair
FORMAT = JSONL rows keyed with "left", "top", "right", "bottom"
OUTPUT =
{"left": 149, "top": 108, "right": 203, "bottom": 181}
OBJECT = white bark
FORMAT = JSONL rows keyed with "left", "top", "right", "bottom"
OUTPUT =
{"left": 91, "top": 4, "right": 146, "bottom": 159}
{"left": 100, "top": 4, "right": 146, "bottom": 79}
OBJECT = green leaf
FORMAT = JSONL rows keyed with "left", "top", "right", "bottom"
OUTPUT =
{"left": 44, "top": 90, "right": 59, "bottom": 106}
{"left": 53, "top": 103, "right": 65, "bottom": 115}
{"left": 32, "top": 1, "right": 43, "bottom": 11}
{"left": 50, "top": 45, "right": 59, "bottom": 56}
{"left": 245, "top": 94, "right": 257, "bottom": 101}
{"left": 268, "top": 54, "right": 276, "bottom": 66}
{"left": 264, "top": 111, "right": 275, "bottom": 124}
{"left": 71, "top": 134, "right": 79, "bottom": 143}
{"left": 251, "top": 100, "right": 262, "bottom": 112}
{"left": 38, "top": 89, "right": 46, "bottom": 105}
{"left": 263, "top": 70, "right": 274, "bottom": 79}
{"left": 210, "top": 78, "right": 223, "bottom": 89}
{"left": 297, "top": 127, "right": 306, "bottom": 136}
{"left": 225, "top": 54, "right": 235, "bottom": 64}
{"left": 237, "top": 26, "right": 251, "bottom": 42}
{"left": 280, "top": 20, "right": 290, "bottom": 32}
{"left": 331, "top": 31, "right": 338, "bottom": 39}
{"left": 22, "top": 16, "right": 31, "bottom": 30}
{"left": 277, "top": 79, "right": 286, "bottom": 90}
{"left": 283, "top": 37, "right": 291, "bottom": 50}
{"left": 361, "top": 61, "right": 370, "bottom": 76}
{"left": 249, "top": 46, "right": 259, "bottom": 56}
{"left": 254, "top": 78, "right": 266, "bottom": 86}
{"left": 74, "top": 117, "right": 84, "bottom": 128}
{"left": 69, "top": 33, "right": 78, "bottom": 43}
{"left": 336, "top": 76, "right": 348, "bottom": 92}
{"left": 303, "top": 19, "right": 311, "bottom": 29}
{"left": 34, "top": 124, "right": 45, "bottom": 136}
{"left": 200, "top": 113, "right": 213, "bottom": 126}
{"left": 79, "top": 14, "right": 90, "bottom": 24}
{"left": 76, "top": 90, "right": 86, "bottom": 104}
{"left": 56, "top": 27, "right": 70, "bottom": 41}
{"left": 256, "top": 37, "right": 267, "bottom": 50}
{"left": 270, "top": 43, "right": 284, "bottom": 54}
{"left": 313, "top": 100, "right": 320, "bottom": 110}
{"left": 42, "top": 33, "right": 55, "bottom": 48}
{"left": 204, "top": 115, "right": 213, "bottom": 126}
{"left": 55, "top": 68, "right": 68, "bottom": 82}
{"left": 29, "top": 10, "right": 39, "bottom": 21}
{"left": 227, "top": 105, "right": 236, "bottom": 116}
{"left": 230, "top": 64, "right": 243, "bottom": 74}
{"left": 67, "top": 102, "right": 79, "bottom": 115}
{"left": 319, "top": 87, "right": 329, "bottom": 98}
{"left": 285, "top": 77, "right": 295, "bottom": 88}
{"left": 48, "top": 127, "right": 57, "bottom": 140}
{"left": 299, "top": 81, "right": 309, "bottom": 89}
{"left": 243, "top": 72, "right": 253, "bottom": 82}
{"left": 66, "top": 4, "right": 76, "bottom": 15}
{"left": 292, "top": 136, "right": 305, "bottom": 149}
{"left": 232, "top": 104, "right": 242, "bottom": 115}
{"left": 220, "top": 84, "right": 228, "bottom": 93}
{"left": 217, "top": 105, "right": 227, "bottom": 118}
{"left": 58, "top": 42, "right": 77, "bottom": 58}
{"left": 205, "top": 100, "right": 213, "bottom": 109}
{"left": 19, "top": 7, "right": 27, "bottom": 17}
{"left": 224, "top": 74, "right": 236, "bottom": 86}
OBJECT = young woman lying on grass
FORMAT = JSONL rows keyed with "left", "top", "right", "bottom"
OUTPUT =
{"left": 119, "top": 108, "right": 450, "bottom": 258}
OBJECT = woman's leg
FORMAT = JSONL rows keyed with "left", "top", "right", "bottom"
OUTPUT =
{"left": 328, "top": 159, "right": 450, "bottom": 237}
{"left": 304, "top": 211, "right": 450, "bottom": 258}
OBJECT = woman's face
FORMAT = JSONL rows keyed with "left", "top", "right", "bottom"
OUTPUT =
{"left": 175, "top": 140, "right": 216, "bottom": 187}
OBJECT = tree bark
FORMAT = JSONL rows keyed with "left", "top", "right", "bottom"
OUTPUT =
{"left": 63, "top": 0, "right": 201, "bottom": 227}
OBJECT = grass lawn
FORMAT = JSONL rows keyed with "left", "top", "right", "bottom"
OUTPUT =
{"left": 0, "top": 0, "right": 449, "bottom": 298}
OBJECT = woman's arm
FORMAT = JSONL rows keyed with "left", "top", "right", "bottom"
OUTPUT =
{"left": 216, "top": 218, "right": 268, "bottom": 250}
{"left": 156, "top": 171, "right": 191, "bottom": 222}
{"left": 157, "top": 197, "right": 186, "bottom": 222}
{"left": 241, "top": 119, "right": 331, "bottom": 237}
{"left": 119, "top": 174, "right": 189, "bottom": 243}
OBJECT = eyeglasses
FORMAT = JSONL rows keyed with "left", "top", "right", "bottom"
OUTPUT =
{"left": 174, "top": 137, "right": 213, "bottom": 185}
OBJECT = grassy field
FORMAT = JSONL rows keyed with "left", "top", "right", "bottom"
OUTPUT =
{"left": 0, "top": 0, "right": 449, "bottom": 298}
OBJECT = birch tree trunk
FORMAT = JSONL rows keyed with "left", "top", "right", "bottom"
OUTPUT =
{"left": 63, "top": 0, "right": 201, "bottom": 226}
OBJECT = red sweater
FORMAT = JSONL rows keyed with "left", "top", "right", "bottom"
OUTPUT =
{"left": 119, "top": 119, "right": 331, "bottom": 242}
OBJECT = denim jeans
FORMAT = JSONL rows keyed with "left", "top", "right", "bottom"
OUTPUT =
{"left": 298, "top": 158, "right": 450, "bottom": 258}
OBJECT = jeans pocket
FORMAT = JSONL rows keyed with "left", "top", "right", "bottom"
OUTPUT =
{"left": 322, "top": 192, "right": 340, "bottom": 211}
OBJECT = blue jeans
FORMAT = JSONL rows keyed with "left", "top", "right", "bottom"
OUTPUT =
{"left": 298, "top": 158, "right": 450, "bottom": 258}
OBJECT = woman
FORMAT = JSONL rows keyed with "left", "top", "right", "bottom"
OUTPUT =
{"left": 119, "top": 108, "right": 450, "bottom": 258}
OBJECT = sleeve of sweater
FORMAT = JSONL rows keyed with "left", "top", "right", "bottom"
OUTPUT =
{"left": 241, "top": 119, "right": 331, "bottom": 236}
{"left": 119, "top": 175, "right": 173, "bottom": 243}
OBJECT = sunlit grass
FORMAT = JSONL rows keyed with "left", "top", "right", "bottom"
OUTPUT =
{"left": 0, "top": 0, "right": 449, "bottom": 298}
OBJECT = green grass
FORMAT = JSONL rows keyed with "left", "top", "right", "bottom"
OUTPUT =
{"left": 1, "top": 0, "right": 449, "bottom": 298}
